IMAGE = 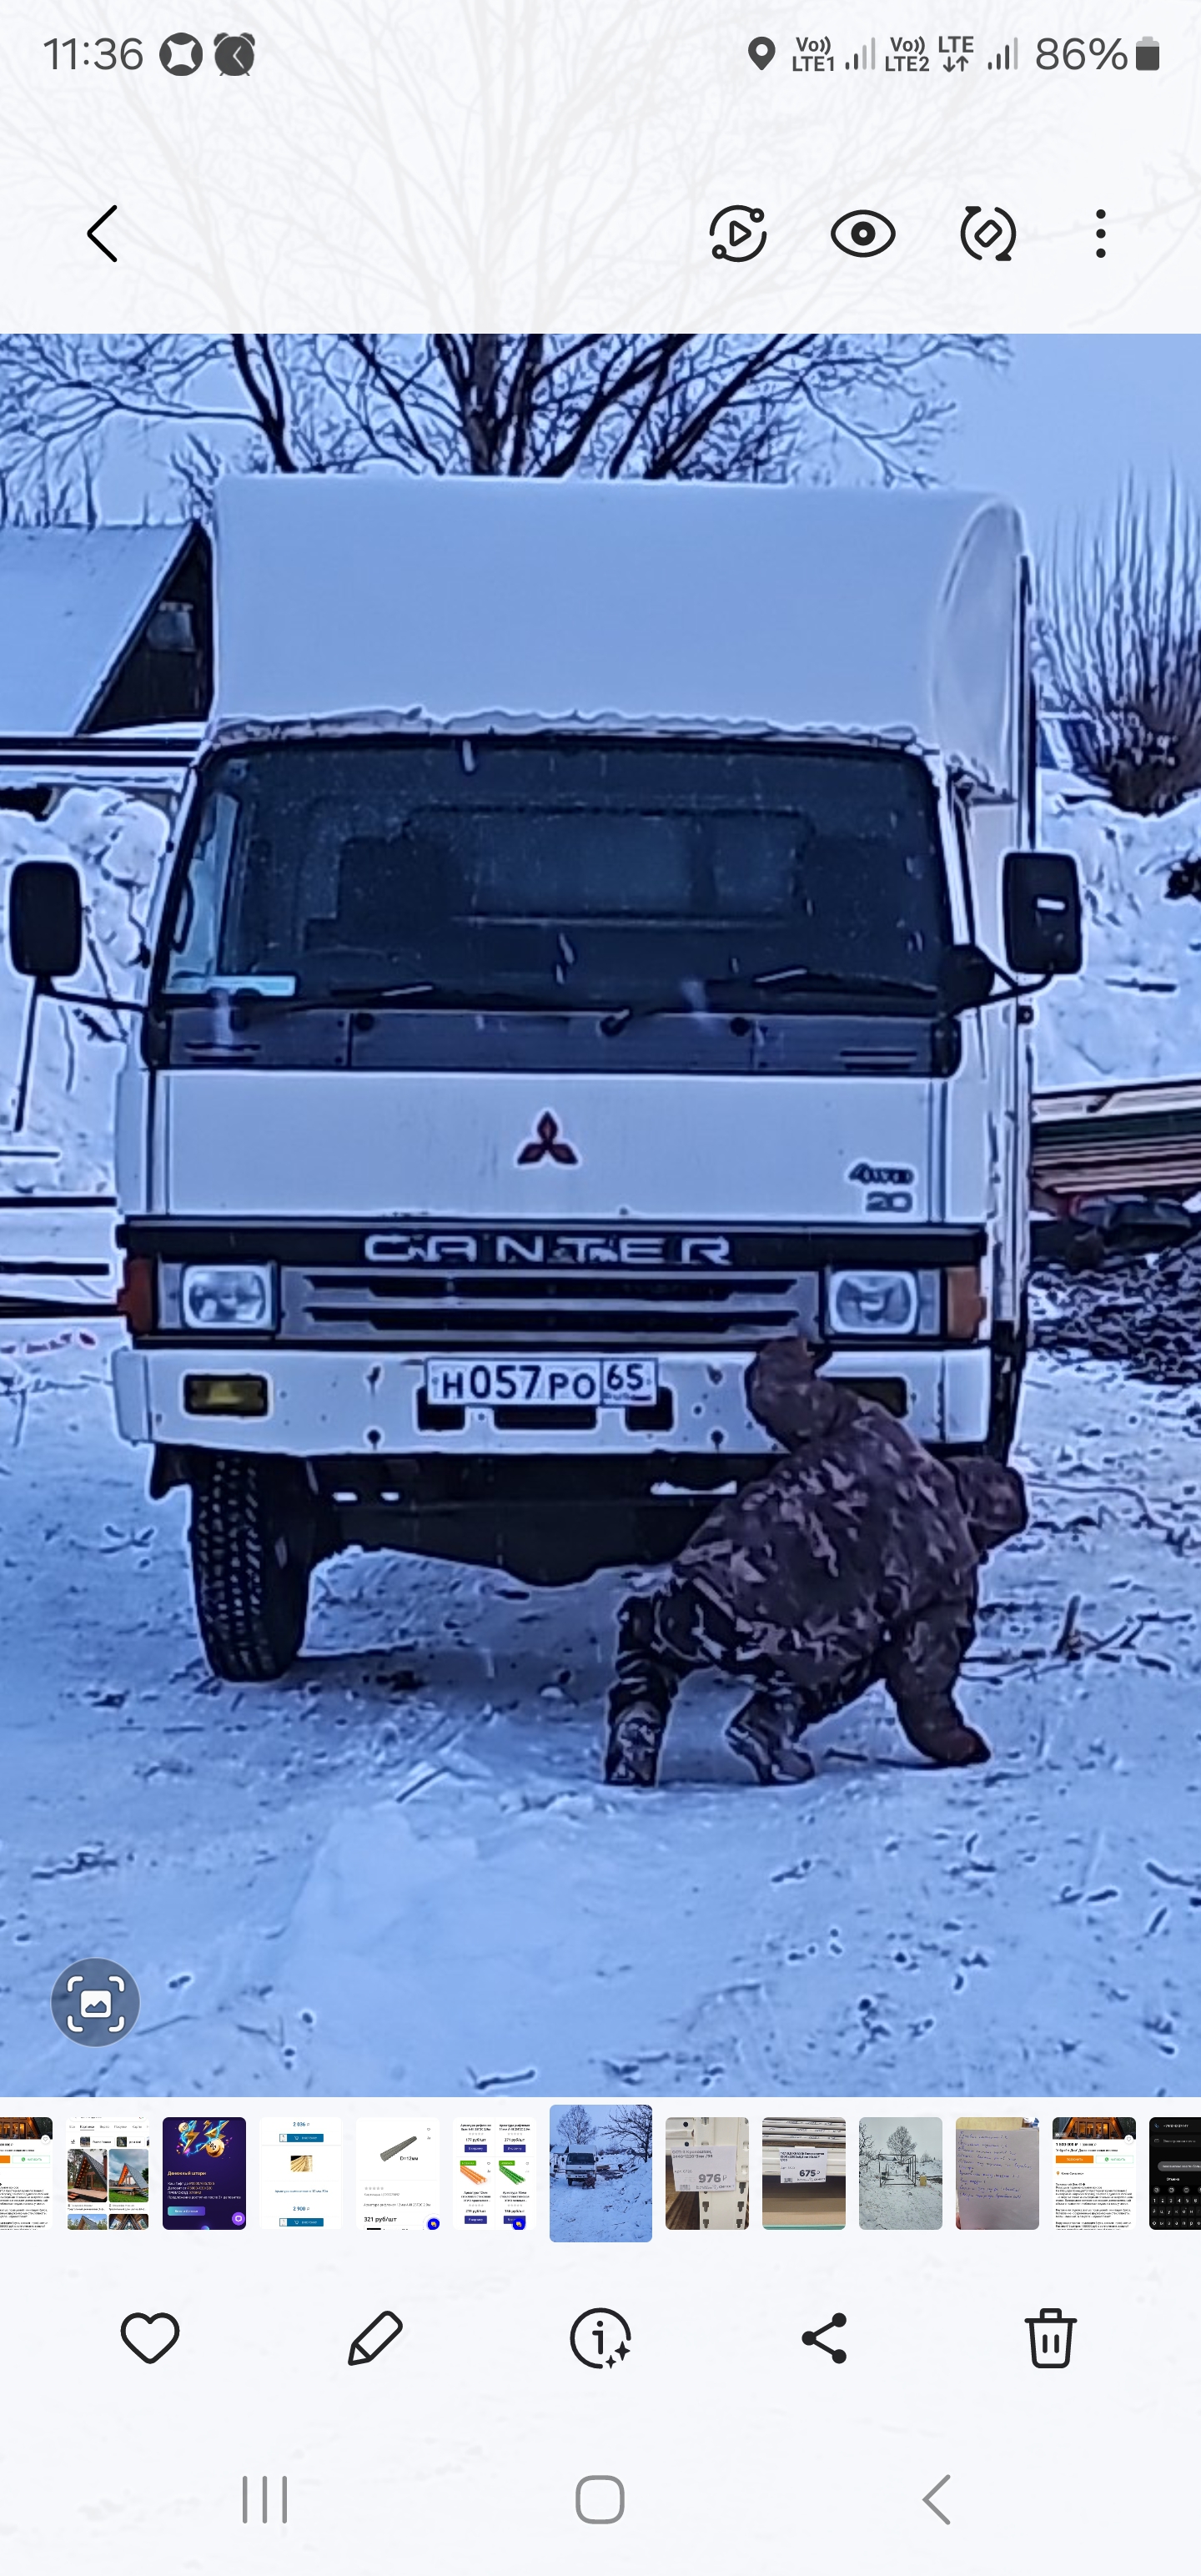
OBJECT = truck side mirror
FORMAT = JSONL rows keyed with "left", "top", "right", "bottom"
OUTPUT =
{"left": 1003, "top": 850, "right": 1083, "bottom": 979}
{"left": 8, "top": 858, "right": 84, "bottom": 982}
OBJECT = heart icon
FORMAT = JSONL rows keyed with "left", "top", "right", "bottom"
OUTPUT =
{"left": 120, "top": 2310, "right": 181, "bottom": 2364}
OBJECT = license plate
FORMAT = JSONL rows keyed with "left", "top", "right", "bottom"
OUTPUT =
{"left": 423, "top": 1356, "right": 659, "bottom": 1409}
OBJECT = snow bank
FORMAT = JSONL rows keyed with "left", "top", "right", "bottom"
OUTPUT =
{"left": 0, "top": 789, "right": 167, "bottom": 1194}
{"left": 1036, "top": 787, "right": 1201, "bottom": 1089}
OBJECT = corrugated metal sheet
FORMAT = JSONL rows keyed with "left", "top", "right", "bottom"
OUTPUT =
{"left": 0, "top": 526, "right": 191, "bottom": 731}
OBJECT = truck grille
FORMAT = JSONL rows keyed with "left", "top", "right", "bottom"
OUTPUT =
{"left": 280, "top": 1263, "right": 819, "bottom": 1350}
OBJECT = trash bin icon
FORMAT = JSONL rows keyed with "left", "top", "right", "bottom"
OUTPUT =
{"left": 1026, "top": 2307, "right": 1076, "bottom": 2369}
{"left": 1135, "top": 38, "right": 1160, "bottom": 69}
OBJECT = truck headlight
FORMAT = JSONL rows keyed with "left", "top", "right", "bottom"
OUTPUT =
{"left": 827, "top": 1268, "right": 920, "bottom": 1336}
{"left": 179, "top": 1263, "right": 276, "bottom": 1331}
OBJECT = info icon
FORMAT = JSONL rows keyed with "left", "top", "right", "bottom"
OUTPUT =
{"left": 50, "top": 1956, "right": 140, "bottom": 2046}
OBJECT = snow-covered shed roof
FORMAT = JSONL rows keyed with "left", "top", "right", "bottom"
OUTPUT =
{"left": 213, "top": 477, "right": 1027, "bottom": 796}
{"left": 0, "top": 525, "right": 198, "bottom": 732}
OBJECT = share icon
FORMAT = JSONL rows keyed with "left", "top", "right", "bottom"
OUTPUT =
{"left": 802, "top": 2312, "right": 848, "bottom": 2364}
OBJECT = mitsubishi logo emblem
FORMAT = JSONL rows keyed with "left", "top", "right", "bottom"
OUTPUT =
{"left": 517, "top": 1110, "right": 579, "bottom": 1167}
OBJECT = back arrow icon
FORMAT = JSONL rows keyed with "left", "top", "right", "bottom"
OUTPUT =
{"left": 88, "top": 205, "right": 118, "bottom": 262}
{"left": 922, "top": 2475, "right": 951, "bottom": 2525}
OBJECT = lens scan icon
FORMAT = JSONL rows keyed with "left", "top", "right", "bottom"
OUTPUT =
{"left": 831, "top": 209, "right": 897, "bottom": 258}
{"left": 50, "top": 1956, "right": 141, "bottom": 2046}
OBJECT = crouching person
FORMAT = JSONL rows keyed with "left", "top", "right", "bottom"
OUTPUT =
{"left": 602, "top": 1334, "right": 1027, "bottom": 1789}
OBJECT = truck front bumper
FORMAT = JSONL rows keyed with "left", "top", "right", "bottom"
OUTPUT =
{"left": 112, "top": 1343, "right": 992, "bottom": 1455}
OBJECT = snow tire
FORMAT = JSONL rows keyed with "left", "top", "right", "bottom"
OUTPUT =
{"left": 188, "top": 1455, "right": 313, "bottom": 1682}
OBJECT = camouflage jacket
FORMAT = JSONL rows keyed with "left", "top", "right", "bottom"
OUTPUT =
{"left": 674, "top": 1353, "right": 1027, "bottom": 1690}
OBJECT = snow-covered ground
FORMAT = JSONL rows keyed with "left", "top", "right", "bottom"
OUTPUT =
{"left": 859, "top": 2173, "right": 942, "bottom": 2231}
{"left": 3, "top": 1325, "right": 1200, "bottom": 2100}
{"left": 549, "top": 2160, "right": 653, "bottom": 2242}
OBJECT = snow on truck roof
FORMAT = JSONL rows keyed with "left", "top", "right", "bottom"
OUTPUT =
{"left": 212, "top": 478, "right": 1026, "bottom": 796}
{"left": 0, "top": 525, "right": 197, "bottom": 732}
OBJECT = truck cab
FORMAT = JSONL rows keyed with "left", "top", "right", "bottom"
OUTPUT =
{"left": 8, "top": 478, "right": 1081, "bottom": 1679}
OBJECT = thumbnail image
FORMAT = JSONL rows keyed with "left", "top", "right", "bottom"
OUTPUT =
{"left": 763, "top": 2116, "right": 847, "bottom": 2229}
{"left": 1053, "top": 2116, "right": 1135, "bottom": 2232}
{"left": 67, "top": 2146, "right": 108, "bottom": 2205}
{"left": 163, "top": 2116, "right": 248, "bottom": 2231}
{"left": 956, "top": 2116, "right": 1039, "bottom": 2231}
{"left": 666, "top": 2116, "right": 750, "bottom": 2231}
{"left": 109, "top": 2211, "right": 149, "bottom": 2231}
{"left": 859, "top": 2118, "right": 942, "bottom": 2231}
{"left": 108, "top": 2151, "right": 149, "bottom": 2206}
{"left": 1149, "top": 2116, "right": 1201, "bottom": 2228}
{"left": 259, "top": 2116, "right": 343, "bottom": 2230}
{"left": 357, "top": 2119, "right": 440, "bottom": 2232}
{"left": 549, "top": 2105, "right": 652, "bottom": 2242}
{"left": 0, "top": 2115, "right": 53, "bottom": 2235}
{"left": 68, "top": 2211, "right": 108, "bottom": 2231}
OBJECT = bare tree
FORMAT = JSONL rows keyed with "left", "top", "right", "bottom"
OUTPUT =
{"left": 1041, "top": 480, "right": 1201, "bottom": 815}
{"left": 0, "top": 332, "right": 1002, "bottom": 516}
{"left": 887, "top": 2124, "right": 917, "bottom": 2163}
{"left": 555, "top": 2105, "right": 595, "bottom": 2148}
{"left": 603, "top": 2103, "right": 653, "bottom": 2162}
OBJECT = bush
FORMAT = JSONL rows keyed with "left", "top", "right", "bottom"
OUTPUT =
{"left": 1041, "top": 482, "right": 1201, "bottom": 814}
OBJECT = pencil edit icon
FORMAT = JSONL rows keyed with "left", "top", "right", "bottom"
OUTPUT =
{"left": 348, "top": 2308, "right": 403, "bottom": 2367}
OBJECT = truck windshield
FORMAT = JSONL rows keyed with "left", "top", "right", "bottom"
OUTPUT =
{"left": 160, "top": 737, "right": 952, "bottom": 1009}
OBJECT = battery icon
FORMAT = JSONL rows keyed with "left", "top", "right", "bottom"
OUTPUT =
{"left": 1135, "top": 37, "right": 1160, "bottom": 68}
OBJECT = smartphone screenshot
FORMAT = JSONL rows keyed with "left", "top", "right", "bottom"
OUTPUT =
{"left": 3, "top": 0, "right": 1201, "bottom": 2558}
{"left": 356, "top": 2116, "right": 440, "bottom": 2232}
{"left": 0, "top": 2117, "right": 53, "bottom": 2233}
{"left": 1149, "top": 2116, "right": 1201, "bottom": 2228}
{"left": 259, "top": 2113, "right": 342, "bottom": 2230}
{"left": 161, "top": 2116, "right": 247, "bottom": 2231}
{"left": 67, "top": 2116, "right": 151, "bottom": 2231}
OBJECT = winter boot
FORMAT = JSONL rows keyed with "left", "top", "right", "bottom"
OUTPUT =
{"left": 922, "top": 1723, "right": 991, "bottom": 1768}
{"left": 726, "top": 1696, "right": 817, "bottom": 1786}
{"left": 604, "top": 1701, "right": 666, "bottom": 1789}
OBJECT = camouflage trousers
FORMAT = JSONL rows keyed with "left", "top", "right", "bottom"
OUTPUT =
{"left": 606, "top": 1580, "right": 987, "bottom": 1768}
{"left": 606, "top": 1580, "right": 872, "bottom": 1746}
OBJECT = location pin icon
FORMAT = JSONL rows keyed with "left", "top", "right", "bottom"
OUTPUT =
{"left": 748, "top": 36, "right": 776, "bottom": 68}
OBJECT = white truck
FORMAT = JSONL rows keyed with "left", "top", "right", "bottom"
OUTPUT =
{"left": 8, "top": 477, "right": 1082, "bottom": 1680}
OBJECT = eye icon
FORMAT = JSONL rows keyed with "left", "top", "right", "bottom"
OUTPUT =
{"left": 831, "top": 209, "right": 897, "bottom": 259}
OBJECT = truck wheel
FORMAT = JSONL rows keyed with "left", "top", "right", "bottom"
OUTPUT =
{"left": 188, "top": 1457, "right": 313, "bottom": 1681}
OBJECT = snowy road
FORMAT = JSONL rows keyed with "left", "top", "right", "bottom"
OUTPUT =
{"left": 3, "top": 1329, "right": 1201, "bottom": 2100}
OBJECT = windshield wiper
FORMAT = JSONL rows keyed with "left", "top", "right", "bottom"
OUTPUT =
{"left": 327, "top": 981, "right": 573, "bottom": 1012}
{"left": 741, "top": 963, "right": 938, "bottom": 1000}
{"left": 598, "top": 965, "right": 937, "bottom": 1034}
